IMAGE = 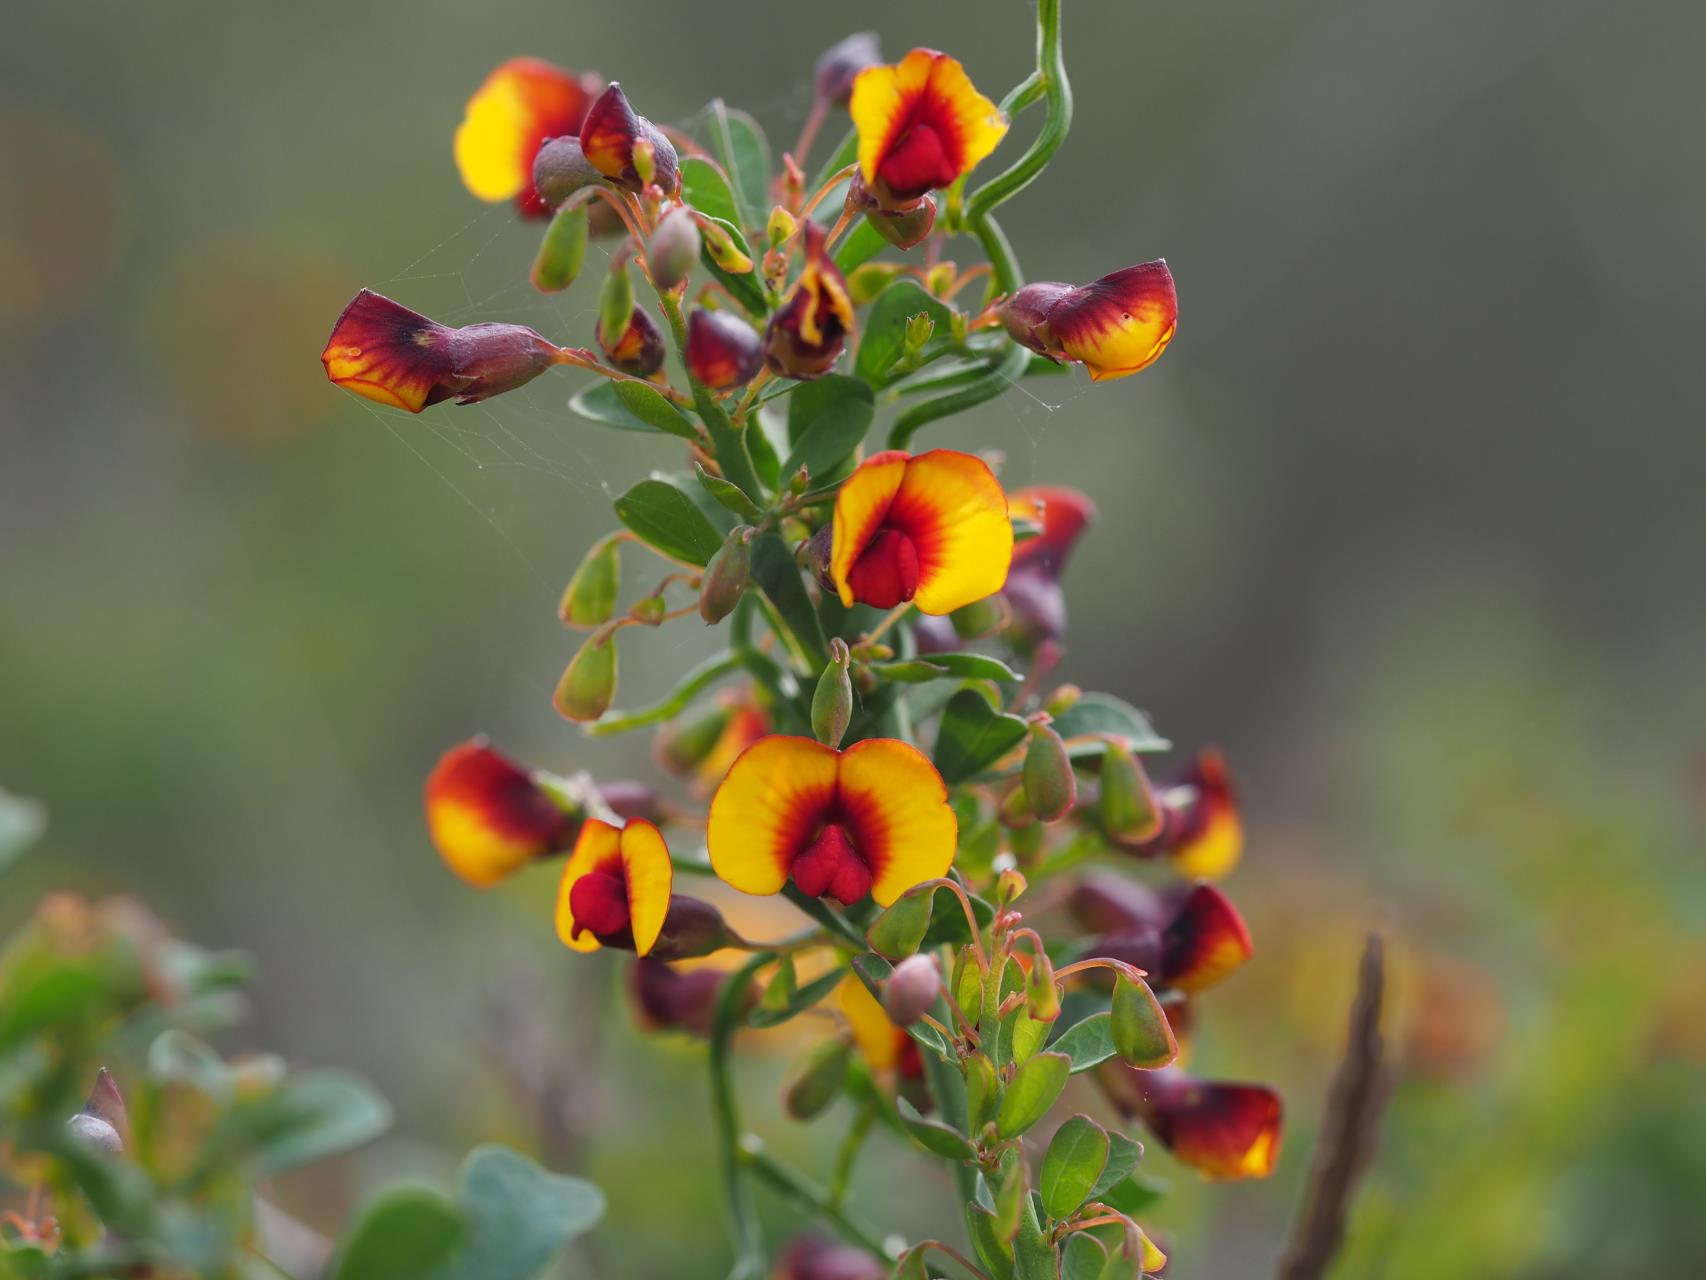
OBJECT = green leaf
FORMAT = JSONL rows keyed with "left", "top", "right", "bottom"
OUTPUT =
{"left": 1062, "top": 1232, "right": 1109, "bottom": 1280}
{"left": 997, "top": 1052, "right": 1071, "bottom": 1138}
{"left": 1006, "top": 1001, "right": 1048, "bottom": 1065}
{"left": 1040, "top": 1115, "right": 1110, "bottom": 1220}
{"left": 866, "top": 884, "right": 935, "bottom": 960}
{"left": 871, "top": 652, "right": 1020, "bottom": 685}
{"left": 568, "top": 381, "right": 696, "bottom": 440}
{"left": 748, "top": 531, "right": 830, "bottom": 664}
{"left": 919, "top": 887, "right": 995, "bottom": 950}
{"left": 1110, "top": 975, "right": 1176, "bottom": 1069}
{"left": 1052, "top": 693, "right": 1170, "bottom": 755}
{"left": 707, "top": 101, "right": 770, "bottom": 232}
{"left": 613, "top": 381, "right": 699, "bottom": 440}
{"left": 1050, "top": 1012, "right": 1118, "bottom": 1074}
{"left": 613, "top": 477, "right": 725, "bottom": 566}
{"left": 832, "top": 217, "right": 889, "bottom": 278}
{"left": 854, "top": 281, "right": 955, "bottom": 384}
{"left": 782, "top": 374, "right": 874, "bottom": 485}
{"left": 1089, "top": 1130, "right": 1143, "bottom": 1200}
{"left": 1097, "top": 1169, "right": 1169, "bottom": 1218}
{"left": 234, "top": 1069, "right": 393, "bottom": 1175}
{"left": 746, "top": 966, "right": 844, "bottom": 1029}
{"left": 679, "top": 155, "right": 741, "bottom": 227}
{"left": 149, "top": 1028, "right": 233, "bottom": 1097}
{"left": 332, "top": 1187, "right": 464, "bottom": 1280}
{"left": 0, "top": 789, "right": 45, "bottom": 873}
{"left": 897, "top": 1096, "right": 976, "bottom": 1161}
{"left": 933, "top": 688, "right": 1029, "bottom": 783}
{"left": 694, "top": 462, "right": 763, "bottom": 521}
{"left": 431, "top": 1145, "right": 605, "bottom": 1280}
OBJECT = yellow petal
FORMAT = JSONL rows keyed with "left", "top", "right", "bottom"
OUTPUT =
{"left": 619, "top": 819, "right": 673, "bottom": 957}
{"left": 835, "top": 738, "right": 957, "bottom": 906}
{"left": 838, "top": 973, "right": 906, "bottom": 1072}
{"left": 890, "top": 449, "right": 1013, "bottom": 615}
{"left": 707, "top": 736, "right": 839, "bottom": 896}
{"left": 555, "top": 819, "right": 622, "bottom": 952}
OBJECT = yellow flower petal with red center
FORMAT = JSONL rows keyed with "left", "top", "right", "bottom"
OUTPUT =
{"left": 706, "top": 736, "right": 956, "bottom": 907}
{"left": 555, "top": 818, "right": 673, "bottom": 956}
{"left": 1167, "top": 749, "right": 1243, "bottom": 880}
{"left": 1048, "top": 262, "right": 1178, "bottom": 382}
{"left": 424, "top": 739, "right": 576, "bottom": 887}
{"left": 1161, "top": 883, "right": 1253, "bottom": 993}
{"left": 455, "top": 58, "right": 601, "bottom": 216}
{"left": 830, "top": 449, "right": 1013, "bottom": 615}
{"left": 850, "top": 49, "right": 1008, "bottom": 206}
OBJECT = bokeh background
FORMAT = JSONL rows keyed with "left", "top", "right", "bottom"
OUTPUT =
{"left": 4, "top": 0, "right": 1703, "bottom": 1275}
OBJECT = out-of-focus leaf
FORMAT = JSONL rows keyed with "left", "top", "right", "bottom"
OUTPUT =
{"left": 0, "top": 789, "right": 45, "bottom": 873}
{"left": 149, "top": 1028, "right": 233, "bottom": 1097}
{"left": 1090, "top": 1130, "right": 1144, "bottom": 1200}
{"left": 231, "top": 1069, "right": 392, "bottom": 1175}
{"left": 783, "top": 374, "right": 873, "bottom": 486}
{"left": 1062, "top": 1232, "right": 1109, "bottom": 1280}
{"left": 568, "top": 381, "right": 694, "bottom": 439}
{"left": 331, "top": 1187, "right": 464, "bottom": 1280}
{"left": 871, "top": 653, "right": 1021, "bottom": 685}
{"left": 933, "top": 689, "right": 1029, "bottom": 783}
{"left": 832, "top": 218, "right": 888, "bottom": 278}
{"left": 430, "top": 1144, "right": 605, "bottom": 1280}
{"left": 679, "top": 155, "right": 741, "bottom": 227}
{"left": 694, "top": 462, "right": 763, "bottom": 521}
{"left": 1051, "top": 694, "right": 1170, "bottom": 755}
{"left": 746, "top": 966, "right": 844, "bottom": 1029}
{"left": 1097, "top": 1169, "right": 1169, "bottom": 1218}
{"left": 897, "top": 1096, "right": 975, "bottom": 1160}
{"left": 707, "top": 101, "right": 770, "bottom": 232}
{"left": 748, "top": 531, "right": 830, "bottom": 664}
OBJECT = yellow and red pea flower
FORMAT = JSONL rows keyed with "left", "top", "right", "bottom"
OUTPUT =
{"left": 1125, "top": 748, "right": 1244, "bottom": 879}
{"left": 454, "top": 58, "right": 604, "bottom": 217}
{"left": 321, "top": 289, "right": 561, "bottom": 412}
{"left": 686, "top": 308, "right": 765, "bottom": 391}
{"left": 849, "top": 49, "right": 1008, "bottom": 209}
{"left": 424, "top": 739, "right": 577, "bottom": 887}
{"left": 763, "top": 221, "right": 855, "bottom": 380}
{"left": 554, "top": 818, "right": 673, "bottom": 956}
{"left": 654, "top": 690, "right": 771, "bottom": 794}
{"left": 830, "top": 449, "right": 1013, "bottom": 615}
{"left": 1098, "top": 1065, "right": 1282, "bottom": 1180}
{"left": 706, "top": 736, "right": 956, "bottom": 907}
{"left": 1070, "top": 870, "right": 1253, "bottom": 994}
{"left": 578, "top": 82, "right": 681, "bottom": 194}
{"left": 1000, "top": 261, "right": 1178, "bottom": 382}
{"left": 1160, "top": 882, "right": 1254, "bottom": 993}
{"left": 1002, "top": 485, "right": 1097, "bottom": 648}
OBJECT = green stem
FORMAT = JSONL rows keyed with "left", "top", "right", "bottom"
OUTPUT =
{"left": 711, "top": 951, "right": 774, "bottom": 1280}
{"left": 966, "top": 0, "right": 1072, "bottom": 293}
{"left": 781, "top": 886, "right": 869, "bottom": 950}
{"left": 587, "top": 650, "right": 741, "bottom": 736}
{"left": 657, "top": 291, "right": 765, "bottom": 500}
{"left": 736, "top": 1135, "right": 891, "bottom": 1258}
{"left": 828, "top": 1100, "right": 878, "bottom": 1207}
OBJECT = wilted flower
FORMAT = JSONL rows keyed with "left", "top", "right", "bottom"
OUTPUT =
{"left": 578, "top": 82, "right": 680, "bottom": 194}
{"left": 1096, "top": 1064, "right": 1282, "bottom": 1180}
{"left": 830, "top": 449, "right": 1012, "bottom": 614}
{"left": 554, "top": 818, "right": 673, "bottom": 955}
{"left": 686, "top": 308, "right": 765, "bottom": 390}
{"left": 598, "top": 304, "right": 666, "bottom": 377}
{"left": 763, "top": 222, "right": 854, "bottom": 379}
{"left": 707, "top": 736, "right": 955, "bottom": 906}
{"left": 1000, "top": 261, "right": 1178, "bottom": 381}
{"left": 454, "top": 58, "right": 604, "bottom": 216}
{"left": 424, "top": 739, "right": 577, "bottom": 887}
{"left": 849, "top": 49, "right": 1008, "bottom": 210}
{"left": 321, "top": 290, "right": 561, "bottom": 412}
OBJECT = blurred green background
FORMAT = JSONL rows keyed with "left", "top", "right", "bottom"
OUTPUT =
{"left": 3, "top": 0, "right": 1703, "bottom": 1275}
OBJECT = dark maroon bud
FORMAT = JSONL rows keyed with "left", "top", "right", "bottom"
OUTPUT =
{"left": 533, "top": 136, "right": 604, "bottom": 209}
{"left": 648, "top": 895, "right": 735, "bottom": 961}
{"left": 686, "top": 308, "right": 765, "bottom": 391}
{"left": 999, "top": 282, "right": 1075, "bottom": 358}
{"left": 630, "top": 958, "right": 741, "bottom": 1037}
{"left": 596, "top": 778, "right": 664, "bottom": 823}
{"left": 847, "top": 171, "right": 935, "bottom": 250}
{"left": 1068, "top": 868, "right": 1168, "bottom": 934}
{"left": 813, "top": 33, "right": 882, "bottom": 106}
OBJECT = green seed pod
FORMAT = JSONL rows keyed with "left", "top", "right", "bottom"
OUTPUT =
{"left": 532, "top": 202, "right": 591, "bottom": 294}
{"left": 810, "top": 637, "right": 854, "bottom": 748}
{"left": 649, "top": 206, "right": 701, "bottom": 291}
{"left": 1023, "top": 720, "right": 1077, "bottom": 823}
{"left": 1099, "top": 741, "right": 1162, "bottom": 843}
{"left": 1025, "top": 951, "right": 1061, "bottom": 1023}
{"left": 698, "top": 526, "right": 753, "bottom": 624}
{"left": 558, "top": 535, "right": 621, "bottom": 627}
{"left": 950, "top": 597, "right": 1004, "bottom": 640}
{"left": 597, "top": 259, "right": 636, "bottom": 352}
{"left": 1110, "top": 972, "right": 1177, "bottom": 1069}
{"left": 554, "top": 629, "right": 618, "bottom": 723}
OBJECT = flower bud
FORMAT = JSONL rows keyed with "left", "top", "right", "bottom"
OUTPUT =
{"left": 629, "top": 957, "right": 733, "bottom": 1037}
{"left": 649, "top": 206, "right": 701, "bottom": 291}
{"left": 629, "top": 595, "right": 668, "bottom": 625}
{"left": 580, "top": 83, "right": 680, "bottom": 194}
{"left": 1043, "top": 683, "right": 1083, "bottom": 716}
{"left": 903, "top": 311, "right": 935, "bottom": 363}
{"left": 883, "top": 954, "right": 941, "bottom": 1027}
{"left": 322, "top": 290, "right": 561, "bottom": 412}
{"left": 699, "top": 526, "right": 754, "bottom": 623}
{"left": 1025, "top": 951, "right": 1061, "bottom": 1023}
{"left": 555, "top": 629, "right": 617, "bottom": 722}
{"left": 67, "top": 1111, "right": 123, "bottom": 1156}
{"left": 999, "top": 262, "right": 1177, "bottom": 381}
{"left": 599, "top": 305, "right": 666, "bottom": 377}
{"left": 559, "top": 534, "right": 621, "bottom": 627}
{"left": 649, "top": 894, "right": 734, "bottom": 961}
{"left": 997, "top": 867, "right": 1028, "bottom": 906}
{"left": 426, "top": 740, "right": 579, "bottom": 886}
{"left": 812, "top": 32, "right": 882, "bottom": 106}
{"left": 846, "top": 170, "right": 935, "bottom": 250}
{"left": 686, "top": 308, "right": 764, "bottom": 391}
{"left": 66, "top": 1067, "right": 128, "bottom": 1155}
{"left": 1099, "top": 742, "right": 1162, "bottom": 843}
{"left": 697, "top": 215, "right": 754, "bottom": 274}
{"left": 847, "top": 261, "right": 903, "bottom": 306}
{"left": 810, "top": 637, "right": 854, "bottom": 748}
{"left": 597, "top": 259, "right": 635, "bottom": 350}
{"left": 1023, "top": 720, "right": 1076, "bottom": 823}
{"left": 767, "top": 205, "right": 798, "bottom": 248}
{"left": 776, "top": 1232, "right": 887, "bottom": 1280}
{"left": 532, "top": 202, "right": 590, "bottom": 293}
{"left": 783, "top": 1037, "right": 852, "bottom": 1120}
{"left": 531, "top": 135, "right": 604, "bottom": 210}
